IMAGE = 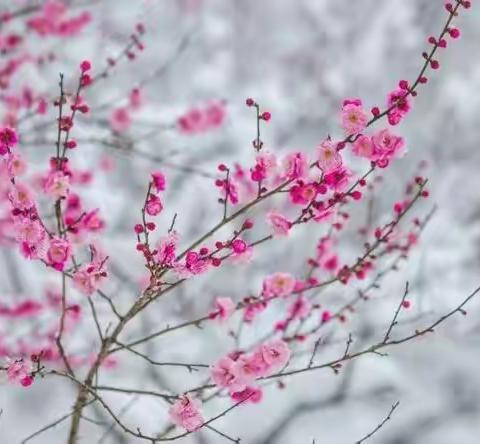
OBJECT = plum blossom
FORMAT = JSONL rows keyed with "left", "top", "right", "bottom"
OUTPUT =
{"left": 371, "top": 128, "right": 405, "bottom": 163}
{"left": 352, "top": 135, "right": 374, "bottom": 159}
{"left": 178, "top": 101, "right": 226, "bottom": 134}
{"left": 6, "top": 358, "right": 33, "bottom": 387}
{"left": 282, "top": 151, "right": 308, "bottom": 180}
{"left": 9, "top": 183, "right": 35, "bottom": 210}
{"left": 6, "top": 152, "right": 27, "bottom": 177}
{"left": 341, "top": 99, "right": 368, "bottom": 135}
{"left": 151, "top": 171, "right": 166, "bottom": 192}
{"left": 287, "top": 295, "right": 311, "bottom": 320}
{"left": 211, "top": 356, "right": 245, "bottom": 391}
{"left": 154, "top": 231, "right": 178, "bottom": 266}
{"left": 0, "top": 127, "right": 18, "bottom": 155}
{"left": 168, "top": 395, "right": 204, "bottom": 432}
{"left": 266, "top": 210, "right": 292, "bottom": 236}
{"left": 14, "top": 217, "right": 48, "bottom": 259}
{"left": 263, "top": 272, "right": 296, "bottom": 297}
{"left": 110, "top": 107, "right": 131, "bottom": 133}
{"left": 387, "top": 88, "right": 411, "bottom": 125}
{"left": 251, "top": 151, "right": 277, "bottom": 182}
{"left": 260, "top": 339, "right": 291, "bottom": 370}
{"left": 317, "top": 139, "right": 342, "bottom": 173}
{"left": 210, "top": 297, "right": 235, "bottom": 321}
{"left": 145, "top": 194, "right": 163, "bottom": 216}
{"left": 46, "top": 237, "right": 72, "bottom": 270}
{"left": 44, "top": 170, "right": 70, "bottom": 199}
{"left": 72, "top": 246, "right": 108, "bottom": 295}
{"left": 174, "top": 251, "right": 209, "bottom": 278}
{"left": 230, "top": 238, "right": 253, "bottom": 263}
{"left": 27, "top": 0, "right": 91, "bottom": 37}
{"left": 289, "top": 182, "right": 318, "bottom": 205}
{"left": 230, "top": 386, "right": 263, "bottom": 404}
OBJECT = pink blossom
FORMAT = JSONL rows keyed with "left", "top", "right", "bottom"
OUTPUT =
{"left": 289, "top": 182, "right": 318, "bottom": 205}
{"left": 72, "top": 249, "right": 108, "bottom": 295}
{"left": 317, "top": 139, "right": 342, "bottom": 173}
{"left": 6, "top": 358, "right": 33, "bottom": 387}
{"left": 145, "top": 194, "right": 163, "bottom": 216}
{"left": 387, "top": 88, "right": 411, "bottom": 125}
{"left": 14, "top": 217, "right": 46, "bottom": 245}
{"left": 205, "top": 101, "right": 226, "bottom": 127}
{"left": 211, "top": 356, "right": 245, "bottom": 391}
{"left": 251, "top": 152, "right": 277, "bottom": 182}
{"left": 230, "top": 238, "right": 253, "bottom": 263}
{"left": 266, "top": 210, "right": 292, "bottom": 236}
{"left": 178, "top": 102, "right": 226, "bottom": 134}
{"left": 169, "top": 395, "right": 204, "bottom": 432}
{"left": 110, "top": 107, "right": 131, "bottom": 133}
{"left": 28, "top": 1, "right": 91, "bottom": 37}
{"left": 129, "top": 88, "right": 142, "bottom": 110}
{"left": 323, "top": 167, "right": 352, "bottom": 192}
{"left": 0, "top": 127, "right": 18, "bottom": 154}
{"left": 352, "top": 135, "right": 374, "bottom": 159}
{"left": 321, "top": 310, "right": 332, "bottom": 323}
{"left": 174, "top": 251, "right": 209, "bottom": 278}
{"left": 44, "top": 170, "right": 70, "bottom": 199}
{"left": 151, "top": 171, "right": 166, "bottom": 192}
{"left": 243, "top": 301, "right": 267, "bottom": 323}
{"left": 230, "top": 386, "right": 263, "bottom": 404}
{"left": 263, "top": 272, "right": 296, "bottom": 297}
{"left": 287, "top": 295, "right": 311, "bottom": 320}
{"left": 81, "top": 209, "right": 105, "bottom": 233}
{"left": 260, "top": 339, "right": 291, "bottom": 370}
{"left": 232, "top": 354, "right": 260, "bottom": 385}
{"left": 341, "top": 102, "right": 368, "bottom": 135}
{"left": 6, "top": 152, "right": 27, "bottom": 177}
{"left": 154, "top": 232, "right": 178, "bottom": 266}
{"left": 282, "top": 151, "right": 308, "bottom": 180}
{"left": 211, "top": 297, "right": 235, "bottom": 321}
{"left": 9, "top": 183, "right": 35, "bottom": 210}
{"left": 371, "top": 129, "right": 405, "bottom": 162}
{"left": 47, "top": 237, "right": 72, "bottom": 270}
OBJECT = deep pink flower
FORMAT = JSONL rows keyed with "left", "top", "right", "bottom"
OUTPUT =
{"left": 154, "top": 232, "right": 178, "bottom": 266}
{"left": 387, "top": 88, "right": 411, "bottom": 125}
{"left": 151, "top": 171, "right": 166, "bottom": 192}
{"left": 145, "top": 194, "right": 163, "bottom": 216}
{"left": 230, "top": 386, "right": 263, "bottom": 404}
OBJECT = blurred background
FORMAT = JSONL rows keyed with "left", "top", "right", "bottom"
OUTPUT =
{"left": 1, "top": 0, "right": 479, "bottom": 443}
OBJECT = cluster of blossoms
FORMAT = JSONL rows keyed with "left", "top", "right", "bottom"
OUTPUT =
{"left": 178, "top": 101, "right": 227, "bottom": 135}
{"left": 210, "top": 339, "right": 290, "bottom": 404}
{"left": 0, "top": 2, "right": 473, "bottom": 444}
{"left": 27, "top": 0, "right": 91, "bottom": 37}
